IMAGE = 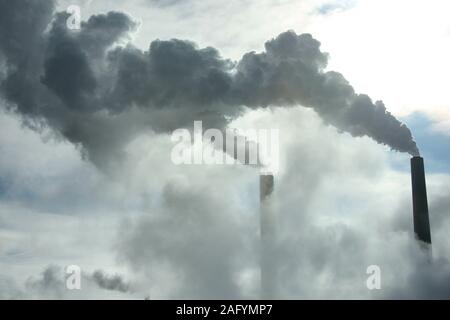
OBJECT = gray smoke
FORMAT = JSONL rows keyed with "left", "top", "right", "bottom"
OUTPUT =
{"left": 91, "top": 270, "right": 130, "bottom": 293}
{"left": 25, "top": 265, "right": 66, "bottom": 298}
{"left": 1, "top": 266, "right": 132, "bottom": 299}
{"left": 0, "top": 0, "right": 419, "bottom": 170}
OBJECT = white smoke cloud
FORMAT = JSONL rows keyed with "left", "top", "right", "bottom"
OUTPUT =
{"left": 1, "top": 105, "right": 449, "bottom": 299}
{"left": 113, "top": 107, "right": 450, "bottom": 299}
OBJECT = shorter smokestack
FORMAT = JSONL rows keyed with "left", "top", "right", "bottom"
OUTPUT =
{"left": 410, "top": 156, "right": 432, "bottom": 244}
{"left": 260, "top": 174, "right": 275, "bottom": 242}
{"left": 260, "top": 175, "right": 274, "bottom": 202}
{"left": 260, "top": 174, "right": 275, "bottom": 299}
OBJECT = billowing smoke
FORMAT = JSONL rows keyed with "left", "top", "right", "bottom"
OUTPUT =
{"left": 0, "top": 0, "right": 419, "bottom": 170}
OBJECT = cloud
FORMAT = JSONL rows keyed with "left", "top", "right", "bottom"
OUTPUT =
{"left": 316, "top": 0, "right": 356, "bottom": 15}
{"left": 144, "top": 0, "right": 184, "bottom": 8}
{"left": 387, "top": 257, "right": 450, "bottom": 299}
{"left": 117, "top": 172, "right": 259, "bottom": 299}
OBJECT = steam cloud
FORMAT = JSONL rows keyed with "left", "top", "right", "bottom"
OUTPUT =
{"left": 0, "top": 0, "right": 419, "bottom": 170}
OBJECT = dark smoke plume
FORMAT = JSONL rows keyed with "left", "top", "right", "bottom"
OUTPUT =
{"left": 91, "top": 270, "right": 130, "bottom": 293}
{"left": 0, "top": 0, "right": 419, "bottom": 169}
{"left": 22, "top": 266, "right": 131, "bottom": 298}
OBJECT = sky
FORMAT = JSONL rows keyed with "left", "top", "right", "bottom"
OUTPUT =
{"left": 0, "top": 0, "right": 449, "bottom": 299}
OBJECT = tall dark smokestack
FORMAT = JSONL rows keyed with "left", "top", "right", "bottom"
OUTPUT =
{"left": 260, "top": 174, "right": 275, "bottom": 298}
{"left": 411, "top": 156, "right": 432, "bottom": 244}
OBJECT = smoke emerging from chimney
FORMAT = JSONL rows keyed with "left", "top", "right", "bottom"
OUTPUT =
{"left": 0, "top": 0, "right": 420, "bottom": 168}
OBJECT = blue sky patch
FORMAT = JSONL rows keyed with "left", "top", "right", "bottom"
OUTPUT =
{"left": 316, "top": 0, "right": 356, "bottom": 15}
{"left": 396, "top": 112, "right": 450, "bottom": 174}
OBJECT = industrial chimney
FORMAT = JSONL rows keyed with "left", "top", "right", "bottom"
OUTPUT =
{"left": 260, "top": 174, "right": 275, "bottom": 298}
{"left": 410, "top": 156, "right": 432, "bottom": 245}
